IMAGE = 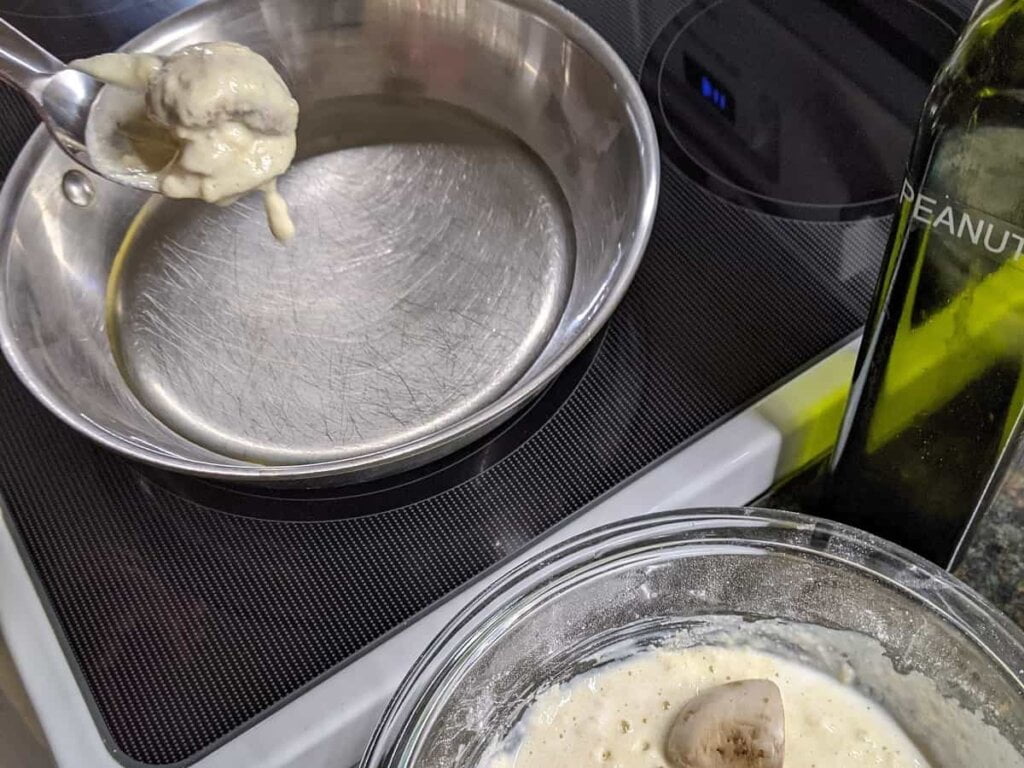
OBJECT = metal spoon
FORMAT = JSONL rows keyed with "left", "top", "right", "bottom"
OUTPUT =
{"left": 665, "top": 679, "right": 785, "bottom": 768}
{"left": 0, "top": 17, "right": 157, "bottom": 190}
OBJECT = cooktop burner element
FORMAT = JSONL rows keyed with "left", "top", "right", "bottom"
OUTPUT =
{"left": 0, "top": 0, "right": 194, "bottom": 60}
{"left": 641, "top": 0, "right": 959, "bottom": 220}
{"left": 0, "top": 0, "right": 148, "bottom": 17}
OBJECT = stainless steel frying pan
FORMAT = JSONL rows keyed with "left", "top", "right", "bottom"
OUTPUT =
{"left": 0, "top": 0, "right": 658, "bottom": 484}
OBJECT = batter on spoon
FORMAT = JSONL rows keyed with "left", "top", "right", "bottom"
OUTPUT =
{"left": 72, "top": 41, "right": 299, "bottom": 241}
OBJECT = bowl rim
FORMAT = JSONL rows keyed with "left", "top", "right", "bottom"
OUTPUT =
{"left": 359, "top": 507, "right": 1024, "bottom": 767}
{"left": 0, "top": 0, "right": 660, "bottom": 482}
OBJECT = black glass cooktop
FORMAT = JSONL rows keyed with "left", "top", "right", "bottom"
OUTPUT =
{"left": 0, "top": 0, "right": 965, "bottom": 764}
{"left": 642, "top": 0, "right": 959, "bottom": 220}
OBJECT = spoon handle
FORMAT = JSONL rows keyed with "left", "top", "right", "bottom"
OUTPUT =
{"left": 0, "top": 17, "right": 63, "bottom": 102}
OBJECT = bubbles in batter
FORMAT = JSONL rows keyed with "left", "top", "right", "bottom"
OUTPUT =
{"left": 483, "top": 644, "right": 931, "bottom": 768}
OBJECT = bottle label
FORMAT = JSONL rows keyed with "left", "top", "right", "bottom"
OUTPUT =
{"left": 900, "top": 179, "right": 1024, "bottom": 260}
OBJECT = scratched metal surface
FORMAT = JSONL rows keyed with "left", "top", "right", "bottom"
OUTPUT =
{"left": 109, "top": 97, "right": 573, "bottom": 463}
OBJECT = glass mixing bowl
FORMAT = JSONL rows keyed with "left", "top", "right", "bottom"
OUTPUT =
{"left": 361, "top": 508, "right": 1024, "bottom": 767}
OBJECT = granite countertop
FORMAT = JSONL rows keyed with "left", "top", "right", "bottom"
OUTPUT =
{"left": 956, "top": 454, "right": 1024, "bottom": 626}
{"left": 3, "top": 458, "right": 1024, "bottom": 766}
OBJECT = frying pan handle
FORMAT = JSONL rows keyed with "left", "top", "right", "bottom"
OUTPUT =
{"left": 0, "top": 17, "right": 63, "bottom": 103}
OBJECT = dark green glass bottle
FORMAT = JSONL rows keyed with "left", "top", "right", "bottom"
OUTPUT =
{"left": 825, "top": 0, "right": 1024, "bottom": 565}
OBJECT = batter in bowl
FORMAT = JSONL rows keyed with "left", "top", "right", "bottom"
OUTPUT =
{"left": 484, "top": 644, "right": 931, "bottom": 768}
{"left": 72, "top": 41, "right": 299, "bottom": 241}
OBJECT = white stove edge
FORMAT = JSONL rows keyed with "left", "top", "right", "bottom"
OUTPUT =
{"left": 0, "top": 338, "right": 859, "bottom": 768}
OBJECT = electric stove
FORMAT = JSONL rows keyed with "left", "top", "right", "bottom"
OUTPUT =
{"left": 0, "top": 0, "right": 969, "bottom": 766}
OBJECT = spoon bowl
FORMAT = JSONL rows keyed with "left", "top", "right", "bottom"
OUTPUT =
{"left": 665, "top": 679, "right": 785, "bottom": 768}
{"left": 0, "top": 18, "right": 157, "bottom": 190}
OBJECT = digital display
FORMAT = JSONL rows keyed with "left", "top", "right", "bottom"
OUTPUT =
{"left": 684, "top": 55, "right": 736, "bottom": 123}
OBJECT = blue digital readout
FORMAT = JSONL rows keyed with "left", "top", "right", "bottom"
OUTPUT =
{"left": 684, "top": 55, "right": 735, "bottom": 123}
{"left": 700, "top": 75, "right": 728, "bottom": 112}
